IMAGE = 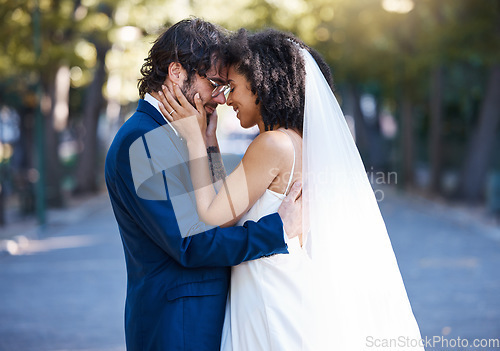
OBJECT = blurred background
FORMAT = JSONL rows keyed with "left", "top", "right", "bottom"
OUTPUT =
{"left": 0, "top": 0, "right": 499, "bottom": 224}
{"left": 0, "top": 0, "right": 500, "bottom": 350}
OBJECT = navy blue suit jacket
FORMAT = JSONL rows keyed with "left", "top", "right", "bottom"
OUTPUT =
{"left": 105, "top": 100, "right": 288, "bottom": 351}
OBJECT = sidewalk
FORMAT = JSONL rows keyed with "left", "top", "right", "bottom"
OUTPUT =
{"left": 0, "top": 190, "right": 126, "bottom": 351}
{"left": 375, "top": 185, "right": 500, "bottom": 348}
{"left": 0, "top": 191, "right": 111, "bottom": 255}
{"left": 377, "top": 185, "right": 500, "bottom": 241}
{"left": 2, "top": 186, "right": 499, "bottom": 255}
{"left": 0, "top": 185, "right": 499, "bottom": 350}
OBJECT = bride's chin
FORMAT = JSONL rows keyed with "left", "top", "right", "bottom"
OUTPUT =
{"left": 239, "top": 120, "right": 254, "bottom": 129}
{"left": 237, "top": 116, "right": 246, "bottom": 128}
{"left": 237, "top": 115, "right": 256, "bottom": 129}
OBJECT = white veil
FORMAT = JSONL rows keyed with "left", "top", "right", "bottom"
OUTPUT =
{"left": 301, "top": 48, "right": 424, "bottom": 350}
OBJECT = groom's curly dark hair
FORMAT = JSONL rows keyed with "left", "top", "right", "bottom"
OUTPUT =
{"left": 225, "top": 28, "right": 334, "bottom": 133}
{"left": 138, "top": 18, "right": 228, "bottom": 99}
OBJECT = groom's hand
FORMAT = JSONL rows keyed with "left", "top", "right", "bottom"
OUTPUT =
{"left": 278, "top": 181, "right": 302, "bottom": 241}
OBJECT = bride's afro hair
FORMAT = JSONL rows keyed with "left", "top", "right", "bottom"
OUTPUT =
{"left": 225, "top": 28, "right": 333, "bottom": 133}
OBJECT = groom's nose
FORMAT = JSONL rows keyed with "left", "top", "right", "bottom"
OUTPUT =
{"left": 212, "top": 92, "right": 226, "bottom": 105}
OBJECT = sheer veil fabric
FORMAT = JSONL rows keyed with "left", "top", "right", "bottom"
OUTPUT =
{"left": 301, "top": 48, "right": 424, "bottom": 350}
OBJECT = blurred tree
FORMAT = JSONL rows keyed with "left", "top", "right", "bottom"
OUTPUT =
{"left": 74, "top": 2, "right": 114, "bottom": 194}
{"left": 308, "top": 0, "right": 427, "bottom": 188}
{"left": 0, "top": 0, "right": 122, "bottom": 209}
{"left": 422, "top": 0, "right": 446, "bottom": 194}
{"left": 1, "top": 0, "right": 499, "bottom": 222}
{"left": 36, "top": 0, "right": 79, "bottom": 207}
{"left": 457, "top": 0, "right": 500, "bottom": 202}
{"left": 301, "top": 0, "right": 500, "bottom": 199}
{"left": 460, "top": 64, "right": 500, "bottom": 202}
{"left": 1, "top": 0, "right": 95, "bottom": 206}
{"left": 0, "top": 1, "right": 40, "bottom": 218}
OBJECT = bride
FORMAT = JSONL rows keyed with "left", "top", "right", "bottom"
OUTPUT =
{"left": 158, "top": 29, "right": 424, "bottom": 350}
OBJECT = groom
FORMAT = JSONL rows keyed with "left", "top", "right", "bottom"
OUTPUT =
{"left": 105, "top": 18, "right": 302, "bottom": 351}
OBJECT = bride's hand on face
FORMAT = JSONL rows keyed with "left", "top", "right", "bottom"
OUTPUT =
{"left": 158, "top": 84, "right": 207, "bottom": 143}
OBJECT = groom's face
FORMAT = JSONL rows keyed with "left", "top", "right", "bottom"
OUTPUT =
{"left": 180, "top": 63, "right": 228, "bottom": 116}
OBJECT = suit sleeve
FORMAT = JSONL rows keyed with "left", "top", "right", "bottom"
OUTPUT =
{"left": 110, "top": 132, "right": 288, "bottom": 268}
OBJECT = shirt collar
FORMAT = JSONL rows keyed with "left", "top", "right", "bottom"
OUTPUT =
{"left": 144, "top": 93, "right": 179, "bottom": 136}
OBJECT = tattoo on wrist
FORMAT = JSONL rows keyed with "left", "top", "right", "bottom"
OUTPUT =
{"left": 207, "top": 146, "right": 226, "bottom": 182}
{"left": 207, "top": 146, "right": 219, "bottom": 154}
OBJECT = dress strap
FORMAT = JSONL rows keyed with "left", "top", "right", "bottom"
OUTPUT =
{"left": 277, "top": 129, "right": 296, "bottom": 195}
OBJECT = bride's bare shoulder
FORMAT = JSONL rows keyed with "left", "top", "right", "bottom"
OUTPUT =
{"left": 240, "top": 130, "right": 295, "bottom": 174}
{"left": 247, "top": 130, "right": 293, "bottom": 155}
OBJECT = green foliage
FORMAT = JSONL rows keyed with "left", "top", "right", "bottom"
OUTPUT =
{"left": 0, "top": 0, "right": 498, "bottom": 195}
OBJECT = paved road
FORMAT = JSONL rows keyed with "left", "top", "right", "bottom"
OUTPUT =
{"left": 0, "top": 195, "right": 126, "bottom": 351}
{"left": 0, "top": 188, "right": 499, "bottom": 351}
{"left": 379, "top": 187, "right": 500, "bottom": 351}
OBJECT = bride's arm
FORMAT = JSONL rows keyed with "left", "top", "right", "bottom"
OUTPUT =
{"left": 187, "top": 132, "right": 284, "bottom": 227}
{"left": 158, "top": 85, "right": 288, "bottom": 227}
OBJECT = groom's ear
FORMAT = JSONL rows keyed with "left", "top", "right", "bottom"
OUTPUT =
{"left": 168, "top": 62, "right": 188, "bottom": 85}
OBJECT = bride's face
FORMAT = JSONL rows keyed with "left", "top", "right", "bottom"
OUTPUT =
{"left": 226, "top": 65, "right": 262, "bottom": 129}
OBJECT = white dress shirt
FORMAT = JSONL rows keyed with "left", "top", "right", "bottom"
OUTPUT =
{"left": 144, "top": 93, "right": 179, "bottom": 137}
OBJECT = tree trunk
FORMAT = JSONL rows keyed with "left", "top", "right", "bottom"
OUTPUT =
{"left": 0, "top": 164, "right": 4, "bottom": 226}
{"left": 429, "top": 65, "right": 444, "bottom": 194}
{"left": 367, "top": 94, "right": 385, "bottom": 172}
{"left": 350, "top": 85, "right": 370, "bottom": 165}
{"left": 401, "top": 90, "right": 415, "bottom": 189}
{"left": 74, "top": 42, "right": 109, "bottom": 194}
{"left": 460, "top": 64, "right": 500, "bottom": 202}
{"left": 43, "top": 74, "right": 64, "bottom": 207}
{"left": 18, "top": 106, "right": 36, "bottom": 215}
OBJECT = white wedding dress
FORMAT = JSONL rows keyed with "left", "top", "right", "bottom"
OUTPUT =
{"left": 220, "top": 132, "right": 314, "bottom": 351}
{"left": 221, "top": 47, "right": 424, "bottom": 351}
